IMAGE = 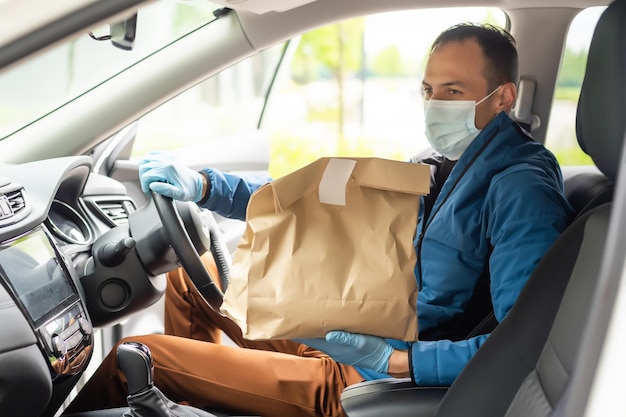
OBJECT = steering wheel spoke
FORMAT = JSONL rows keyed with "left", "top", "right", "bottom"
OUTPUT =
{"left": 151, "top": 192, "right": 225, "bottom": 313}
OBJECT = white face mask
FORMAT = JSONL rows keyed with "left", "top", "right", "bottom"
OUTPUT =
{"left": 423, "top": 86, "right": 501, "bottom": 160}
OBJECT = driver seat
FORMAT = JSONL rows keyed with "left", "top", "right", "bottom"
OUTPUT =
{"left": 341, "top": 0, "right": 626, "bottom": 416}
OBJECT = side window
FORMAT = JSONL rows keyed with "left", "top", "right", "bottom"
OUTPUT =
{"left": 132, "top": 8, "right": 507, "bottom": 178}
{"left": 261, "top": 8, "right": 508, "bottom": 178}
{"left": 545, "top": 7, "right": 606, "bottom": 166}
{"left": 131, "top": 43, "right": 285, "bottom": 172}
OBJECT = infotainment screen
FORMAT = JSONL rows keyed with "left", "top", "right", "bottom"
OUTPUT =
{"left": 0, "top": 226, "right": 79, "bottom": 327}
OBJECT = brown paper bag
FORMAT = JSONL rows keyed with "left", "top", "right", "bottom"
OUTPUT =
{"left": 220, "top": 157, "right": 430, "bottom": 341}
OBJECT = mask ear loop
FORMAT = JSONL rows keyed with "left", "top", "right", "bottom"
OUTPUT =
{"left": 476, "top": 84, "right": 503, "bottom": 106}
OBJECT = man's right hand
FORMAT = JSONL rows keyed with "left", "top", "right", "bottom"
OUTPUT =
{"left": 139, "top": 151, "right": 205, "bottom": 202}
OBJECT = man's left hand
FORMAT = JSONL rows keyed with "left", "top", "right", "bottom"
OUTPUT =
{"left": 297, "top": 331, "right": 394, "bottom": 373}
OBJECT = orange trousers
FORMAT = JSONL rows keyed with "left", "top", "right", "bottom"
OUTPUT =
{"left": 67, "top": 253, "right": 364, "bottom": 417}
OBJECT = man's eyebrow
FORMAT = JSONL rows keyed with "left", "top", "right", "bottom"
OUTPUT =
{"left": 422, "top": 80, "right": 466, "bottom": 88}
{"left": 442, "top": 80, "right": 466, "bottom": 87}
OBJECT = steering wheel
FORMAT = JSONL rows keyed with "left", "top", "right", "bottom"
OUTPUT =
{"left": 151, "top": 192, "right": 226, "bottom": 313}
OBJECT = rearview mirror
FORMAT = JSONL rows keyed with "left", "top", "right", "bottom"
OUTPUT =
{"left": 110, "top": 13, "right": 137, "bottom": 51}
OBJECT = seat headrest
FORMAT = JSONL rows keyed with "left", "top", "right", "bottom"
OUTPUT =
{"left": 576, "top": 0, "right": 626, "bottom": 180}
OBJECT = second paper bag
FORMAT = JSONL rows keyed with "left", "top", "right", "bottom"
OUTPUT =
{"left": 220, "top": 157, "right": 430, "bottom": 341}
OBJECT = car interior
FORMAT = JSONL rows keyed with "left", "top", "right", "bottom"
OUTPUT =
{"left": 1, "top": 0, "right": 625, "bottom": 416}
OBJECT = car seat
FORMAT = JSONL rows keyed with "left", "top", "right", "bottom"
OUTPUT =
{"left": 340, "top": 0, "right": 626, "bottom": 416}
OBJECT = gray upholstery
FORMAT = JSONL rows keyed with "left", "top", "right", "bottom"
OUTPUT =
{"left": 563, "top": 172, "right": 613, "bottom": 219}
{"left": 434, "top": 204, "right": 610, "bottom": 417}
{"left": 576, "top": 0, "right": 626, "bottom": 180}
{"left": 341, "top": 1, "right": 626, "bottom": 416}
{"left": 341, "top": 378, "right": 447, "bottom": 417}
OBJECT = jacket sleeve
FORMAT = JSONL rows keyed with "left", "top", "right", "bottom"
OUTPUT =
{"left": 409, "top": 164, "right": 573, "bottom": 386}
{"left": 485, "top": 164, "right": 572, "bottom": 322}
{"left": 197, "top": 168, "right": 271, "bottom": 221}
{"left": 410, "top": 335, "right": 486, "bottom": 385}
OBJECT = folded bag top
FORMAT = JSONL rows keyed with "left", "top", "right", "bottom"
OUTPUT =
{"left": 268, "top": 157, "right": 431, "bottom": 212}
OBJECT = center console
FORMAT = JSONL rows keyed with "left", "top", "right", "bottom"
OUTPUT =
{"left": 0, "top": 224, "right": 93, "bottom": 379}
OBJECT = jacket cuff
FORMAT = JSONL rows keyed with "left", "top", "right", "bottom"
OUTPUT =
{"left": 197, "top": 169, "right": 212, "bottom": 206}
{"left": 409, "top": 341, "right": 441, "bottom": 386}
{"left": 408, "top": 343, "right": 416, "bottom": 384}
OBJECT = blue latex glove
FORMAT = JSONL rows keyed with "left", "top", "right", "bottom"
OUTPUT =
{"left": 138, "top": 151, "right": 204, "bottom": 202}
{"left": 297, "top": 331, "right": 394, "bottom": 373}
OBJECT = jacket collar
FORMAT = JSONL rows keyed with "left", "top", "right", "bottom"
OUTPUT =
{"left": 457, "top": 111, "right": 511, "bottom": 165}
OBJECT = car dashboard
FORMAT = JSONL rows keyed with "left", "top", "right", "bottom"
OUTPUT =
{"left": 0, "top": 156, "right": 172, "bottom": 417}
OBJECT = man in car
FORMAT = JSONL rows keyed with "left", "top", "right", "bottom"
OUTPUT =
{"left": 68, "top": 23, "right": 573, "bottom": 417}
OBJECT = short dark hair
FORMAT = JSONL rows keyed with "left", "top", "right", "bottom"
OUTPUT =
{"left": 430, "top": 23, "right": 519, "bottom": 92}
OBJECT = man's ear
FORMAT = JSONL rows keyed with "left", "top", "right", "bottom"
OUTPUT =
{"left": 498, "top": 82, "right": 517, "bottom": 112}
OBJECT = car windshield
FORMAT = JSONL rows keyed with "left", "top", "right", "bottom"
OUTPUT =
{"left": 0, "top": 0, "right": 222, "bottom": 140}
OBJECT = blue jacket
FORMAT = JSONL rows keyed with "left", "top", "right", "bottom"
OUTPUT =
{"left": 199, "top": 112, "right": 574, "bottom": 386}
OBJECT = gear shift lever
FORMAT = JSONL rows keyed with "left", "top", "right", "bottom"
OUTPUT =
{"left": 117, "top": 342, "right": 154, "bottom": 395}
{"left": 115, "top": 341, "right": 224, "bottom": 417}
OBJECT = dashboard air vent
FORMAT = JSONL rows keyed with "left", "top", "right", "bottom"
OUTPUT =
{"left": 0, "top": 182, "right": 31, "bottom": 227}
{"left": 94, "top": 200, "right": 136, "bottom": 227}
{"left": 6, "top": 189, "right": 26, "bottom": 213}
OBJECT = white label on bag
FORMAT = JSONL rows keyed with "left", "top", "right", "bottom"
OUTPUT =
{"left": 319, "top": 158, "right": 357, "bottom": 205}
